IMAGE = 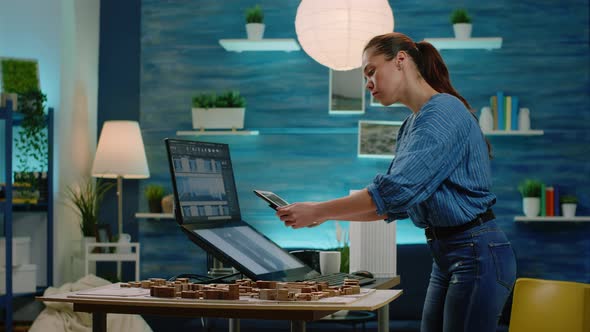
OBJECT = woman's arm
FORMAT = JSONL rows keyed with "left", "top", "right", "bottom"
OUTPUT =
{"left": 276, "top": 189, "right": 381, "bottom": 228}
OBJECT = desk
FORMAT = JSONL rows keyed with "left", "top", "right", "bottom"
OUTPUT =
{"left": 38, "top": 276, "right": 401, "bottom": 332}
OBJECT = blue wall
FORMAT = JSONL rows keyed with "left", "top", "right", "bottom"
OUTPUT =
{"left": 100, "top": 0, "right": 590, "bottom": 282}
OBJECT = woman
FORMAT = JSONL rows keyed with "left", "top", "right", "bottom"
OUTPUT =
{"left": 276, "top": 32, "right": 516, "bottom": 332}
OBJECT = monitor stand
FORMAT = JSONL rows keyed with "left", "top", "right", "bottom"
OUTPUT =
{"left": 208, "top": 256, "right": 235, "bottom": 278}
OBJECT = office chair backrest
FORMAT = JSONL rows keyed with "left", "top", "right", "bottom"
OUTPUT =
{"left": 509, "top": 277, "right": 590, "bottom": 332}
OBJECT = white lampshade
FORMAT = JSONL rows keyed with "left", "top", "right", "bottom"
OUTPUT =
{"left": 295, "top": 0, "right": 394, "bottom": 71}
{"left": 91, "top": 121, "right": 150, "bottom": 179}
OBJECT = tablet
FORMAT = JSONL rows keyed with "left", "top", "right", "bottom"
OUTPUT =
{"left": 253, "top": 190, "right": 290, "bottom": 210}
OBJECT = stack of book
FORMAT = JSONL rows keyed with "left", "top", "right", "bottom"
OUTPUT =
{"left": 539, "top": 184, "right": 560, "bottom": 217}
{"left": 489, "top": 91, "right": 522, "bottom": 131}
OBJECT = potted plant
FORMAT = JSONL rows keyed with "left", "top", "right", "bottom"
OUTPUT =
{"left": 1, "top": 58, "right": 39, "bottom": 111}
{"left": 518, "top": 179, "right": 542, "bottom": 217}
{"left": 65, "top": 178, "right": 114, "bottom": 252}
{"left": 13, "top": 89, "right": 48, "bottom": 202}
{"left": 450, "top": 8, "right": 472, "bottom": 39}
{"left": 245, "top": 4, "right": 264, "bottom": 40}
{"left": 191, "top": 90, "right": 246, "bottom": 130}
{"left": 145, "top": 184, "right": 165, "bottom": 213}
{"left": 559, "top": 195, "right": 578, "bottom": 218}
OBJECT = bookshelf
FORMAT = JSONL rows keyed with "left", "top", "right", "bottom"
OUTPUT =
{"left": 135, "top": 213, "right": 174, "bottom": 220}
{"left": 423, "top": 37, "right": 502, "bottom": 50}
{"left": 514, "top": 216, "right": 590, "bottom": 222}
{"left": 483, "top": 130, "right": 544, "bottom": 136}
{"left": 219, "top": 39, "right": 300, "bottom": 52}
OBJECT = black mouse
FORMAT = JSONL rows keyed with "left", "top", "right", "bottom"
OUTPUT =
{"left": 352, "top": 270, "right": 374, "bottom": 279}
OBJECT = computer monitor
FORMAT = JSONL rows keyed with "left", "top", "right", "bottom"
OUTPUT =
{"left": 165, "top": 139, "right": 315, "bottom": 281}
{"left": 167, "top": 140, "right": 241, "bottom": 224}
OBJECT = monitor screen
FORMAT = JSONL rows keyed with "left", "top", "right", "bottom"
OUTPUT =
{"left": 167, "top": 140, "right": 241, "bottom": 223}
{"left": 194, "top": 226, "right": 305, "bottom": 275}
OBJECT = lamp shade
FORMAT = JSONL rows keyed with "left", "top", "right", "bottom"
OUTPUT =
{"left": 91, "top": 121, "right": 150, "bottom": 179}
{"left": 295, "top": 0, "right": 394, "bottom": 71}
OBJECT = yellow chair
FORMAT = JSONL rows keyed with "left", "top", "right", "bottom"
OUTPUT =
{"left": 509, "top": 277, "right": 590, "bottom": 332}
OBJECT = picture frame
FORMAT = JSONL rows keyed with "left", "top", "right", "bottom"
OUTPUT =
{"left": 358, "top": 120, "right": 403, "bottom": 159}
{"left": 329, "top": 68, "right": 365, "bottom": 114}
{"left": 94, "top": 223, "right": 112, "bottom": 253}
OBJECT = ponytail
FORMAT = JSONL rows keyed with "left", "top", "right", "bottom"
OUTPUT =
{"left": 364, "top": 32, "right": 492, "bottom": 159}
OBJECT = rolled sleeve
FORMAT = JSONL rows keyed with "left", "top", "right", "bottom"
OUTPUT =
{"left": 367, "top": 102, "right": 471, "bottom": 217}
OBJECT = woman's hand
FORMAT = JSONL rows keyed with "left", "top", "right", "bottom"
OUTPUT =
{"left": 276, "top": 202, "right": 326, "bottom": 229}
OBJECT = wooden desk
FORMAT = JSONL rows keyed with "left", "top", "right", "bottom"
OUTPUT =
{"left": 38, "top": 276, "right": 401, "bottom": 332}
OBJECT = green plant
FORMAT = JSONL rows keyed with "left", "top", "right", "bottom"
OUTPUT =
{"left": 14, "top": 90, "right": 48, "bottom": 191}
{"left": 450, "top": 9, "right": 471, "bottom": 24}
{"left": 245, "top": 5, "right": 264, "bottom": 24}
{"left": 559, "top": 195, "right": 578, "bottom": 204}
{"left": 192, "top": 91, "right": 246, "bottom": 108}
{"left": 335, "top": 221, "right": 350, "bottom": 273}
{"left": 65, "top": 178, "right": 115, "bottom": 237}
{"left": 518, "top": 179, "right": 543, "bottom": 198}
{"left": 1, "top": 59, "right": 39, "bottom": 94}
{"left": 145, "top": 184, "right": 165, "bottom": 201}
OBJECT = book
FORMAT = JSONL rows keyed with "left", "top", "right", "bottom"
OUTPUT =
{"left": 511, "top": 96, "right": 519, "bottom": 131}
{"left": 496, "top": 91, "right": 505, "bottom": 130}
{"left": 546, "top": 186, "right": 554, "bottom": 216}
{"left": 490, "top": 96, "right": 498, "bottom": 130}
{"left": 505, "top": 96, "right": 512, "bottom": 131}
{"left": 540, "top": 183, "right": 546, "bottom": 217}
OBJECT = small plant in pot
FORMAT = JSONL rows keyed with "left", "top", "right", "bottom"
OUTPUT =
{"left": 191, "top": 90, "right": 246, "bottom": 130}
{"left": 518, "top": 179, "right": 542, "bottom": 217}
{"left": 145, "top": 184, "right": 165, "bottom": 213}
{"left": 559, "top": 195, "right": 578, "bottom": 218}
{"left": 245, "top": 4, "right": 264, "bottom": 40}
{"left": 450, "top": 8, "right": 472, "bottom": 39}
{"left": 65, "top": 178, "right": 114, "bottom": 253}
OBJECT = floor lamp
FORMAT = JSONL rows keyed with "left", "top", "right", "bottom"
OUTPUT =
{"left": 91, "top": 121, "right": 150, "bottom": 280}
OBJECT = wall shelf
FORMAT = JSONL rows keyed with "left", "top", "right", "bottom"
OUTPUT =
{"left": 135, "top": 212, "right": 174, "bottom": 219}
{"left": 423, "top": 37, "right": 502, "bottom": 50}
{"left": 176, "top": 130, "right": 259, "bottom": 136}
{"left": 483, "top": 130, "right": 544, "bottom": 136}
{"left": 219, "top": 39, "right": 300, "bottom": 52}
{"left": 514, "top": 216, "right": 590, "bottom": 222}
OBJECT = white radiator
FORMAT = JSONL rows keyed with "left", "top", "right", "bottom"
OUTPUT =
{"left": 348, "top": 190, "right": 397, "bottom": 278}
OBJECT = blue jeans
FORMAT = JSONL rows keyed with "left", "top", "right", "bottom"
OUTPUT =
{"left": 421, "top": 220, "right": 517, "bottom": 332}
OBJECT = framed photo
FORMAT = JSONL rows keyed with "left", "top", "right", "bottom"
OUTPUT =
{"left": 94, "top": 224, "right": 112, "bottom": 253}
{"left": 358, "top": 120, "right": 403, "bottom": 159}
{"left": 329, "top": 68, "right": 365, "bottom": 114}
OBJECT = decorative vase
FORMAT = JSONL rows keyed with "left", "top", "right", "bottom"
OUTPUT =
{"left": 518, "top": 108, "right": 531, "bottom": 131}
{"left": 246, "top": 23, "right": 265, "bottom": 40}
{"left": 479, "top": 106, "right": 493, "bottom": 132}
{"left": 523, "top": 197, "right": 540, "bottom": 217}
{"left": 561, "top": 203, "right": 577, "bottom": 218}
{"left": 191, "top": 107, "right": 246, "bottom": 130}
{"left": 82, "top": 236, "right": 96, "bottom": 254}
{"left": 161, "top": 194, "right": 174, "bottom": 214}
{"left": 453, "top": 23, "right": 472, "bottom": 39}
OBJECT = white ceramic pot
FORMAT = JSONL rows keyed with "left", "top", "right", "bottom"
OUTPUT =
{"left": 523, "top": 197, "right": 540, "bottom": 217}
{"left": 479, "top": 106, "right": 493, "bottom": 132}
{"left": 518, "top": 108, "right": 531, "bottom": 131}
{"left": 561, "top": 203, "right": 577, "bottom": 218}
{"left": 82, "top": 236, "right": 95, "bottom": 254}
{"left": 453, "top": 23, "right": 472, "bottom": 39}
{"left": 191, "top": 107, "right": 245, "bottom": 129}
{"left": 246, "top": 23, "right": 265, "bottom": 40}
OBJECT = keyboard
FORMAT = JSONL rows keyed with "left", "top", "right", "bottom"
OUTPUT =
{"left": 306, "top": 272, "right": 375, "bottom": 286}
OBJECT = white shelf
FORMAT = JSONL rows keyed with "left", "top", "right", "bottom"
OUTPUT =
{"left": 423, "top": 37, "right": 502, "bottom": 50}
{"left": 176, "top": 130, "right": 259, "bottom": 136}
{"left": 514, "top": 216, "right": 590, "bottom": 222}
{"left": 483, "top": 130, "right": 544, "bottom": 136}
{"left": 135, "top": 212, "right": 174, "bottom": 219}
{"left": 219, "top": 39, "right": 300, "bottom": 52}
